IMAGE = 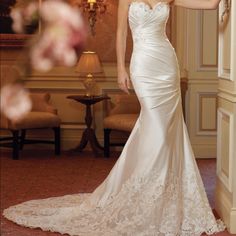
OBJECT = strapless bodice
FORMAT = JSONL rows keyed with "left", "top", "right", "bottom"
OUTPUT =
{"left": 128, "top": 1, "right": 170, "bottom": 45}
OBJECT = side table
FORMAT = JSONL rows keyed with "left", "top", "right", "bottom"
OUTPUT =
{"left": 67, "top": 94, "right": 110, "bottom": 156}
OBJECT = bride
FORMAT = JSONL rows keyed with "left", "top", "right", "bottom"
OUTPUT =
{"left": 3, "top": 0, "right": 226, "bottom": 235}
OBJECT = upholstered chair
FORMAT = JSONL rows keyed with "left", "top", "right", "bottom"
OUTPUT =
{"left": 0, "top": 65, "right": 61, "bottom": 160}
{"left": 103, "top": 94, "right": 140, "bottom": 157}
{"left": 0, "top": 93, "right": 61, "bottom": 160}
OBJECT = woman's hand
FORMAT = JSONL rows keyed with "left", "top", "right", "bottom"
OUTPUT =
{"left": 117, "top": 68, "right": 131, "bottom": 94}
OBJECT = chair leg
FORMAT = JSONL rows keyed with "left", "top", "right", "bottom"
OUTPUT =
{"left": 12, "top": 130, "right": 20, "bottom": 160}
{"left": 54, "top": 127, "right": 61, "bottom": 156}
{"left": 104, "top": 128, "right": 111, "bottom": 158}
{"left": 20, "top": 129, "right": 26, "bottom": 150}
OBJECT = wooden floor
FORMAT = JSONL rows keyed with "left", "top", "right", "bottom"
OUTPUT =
{"left": 0, "top": 149, "right": 235, "bottom": 236}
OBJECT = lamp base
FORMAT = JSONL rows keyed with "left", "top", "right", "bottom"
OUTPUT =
{"left": 83, "top": 74, "right": 96, "bottom": 96}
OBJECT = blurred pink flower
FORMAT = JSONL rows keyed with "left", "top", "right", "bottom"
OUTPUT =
{"left": 40, "top": 0, "right": 82, "bottom": 27}
{"left": 5, "top": 0, "right": 87, "bottom": 120}
{"left": 10, "top": 0, "right": 87, "bottom": 72}
{"left": 24, "top": 2, "right": 39, "bottom": 22}
{"left": 10, "top": 2, "right": 39, "bottom": 33}
{"left": 32, "top": 0, "right": 87, "bottom": 71}
{"left": 0, "top": 83, "right": 32, "bottom": 121}
{"left": 31, "top": 22, "right": 86, "bottom": 72}
{"left": 10, "top": 9, "right": 24, "bottom": 33}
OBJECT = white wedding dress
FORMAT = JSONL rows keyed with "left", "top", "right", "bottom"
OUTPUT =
{"left": 3, "top": 2, "right": 226, "bottom": 236}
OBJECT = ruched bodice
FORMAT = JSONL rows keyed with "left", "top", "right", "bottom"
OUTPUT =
{"left": 128, "top": 1, "right": 180, "bottom": 109}
{"left": 2, "top": 2, "right": 226, "bottom": 236}
{"left": 129, "top": 2, "right": 170, "bottom": 45}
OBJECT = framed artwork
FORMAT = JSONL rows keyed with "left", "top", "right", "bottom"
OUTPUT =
{"left": 0, "top": 0, "right": 40, "bottom": 48}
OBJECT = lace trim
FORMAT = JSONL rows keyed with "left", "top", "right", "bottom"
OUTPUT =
{"left": 3, "top": 166, "right": 226, "bottom": 236}
{"left": 129, "top": 1, "right": 169, "bottom": 12}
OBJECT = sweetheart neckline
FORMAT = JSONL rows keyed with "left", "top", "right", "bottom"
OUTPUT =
{"left": 129, "top": 1, "right": 169, "bottom": 11}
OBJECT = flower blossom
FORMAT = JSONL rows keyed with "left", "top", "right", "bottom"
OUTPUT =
{"left": 30, "top": 0, "right": 87, "bottom": 72}
{"left": 10, "top": 2, "right": 39, "bottom": 33}
{"left": 10, "top": 0, "right": 87, "bottom": 72}
{"left": 0, "top": 83, "right": 32, "bottom": 122}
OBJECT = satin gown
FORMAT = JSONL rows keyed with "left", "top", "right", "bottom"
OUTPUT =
{"left": 3, "top": 1, "right": 226, "bottom": 236}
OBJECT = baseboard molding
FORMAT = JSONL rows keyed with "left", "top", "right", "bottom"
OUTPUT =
{"left": 215, "top": 178, "right": 236, "bottom": 234}
{"left": 192, "top": 143, "right": 216, "bottom": 158}
{"left": 230, "top": 209, "right": 236, "bottom": 233}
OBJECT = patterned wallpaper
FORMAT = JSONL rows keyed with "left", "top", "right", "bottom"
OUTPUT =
{"left": 83, "top": 1, "right": 132, "bottom": 62}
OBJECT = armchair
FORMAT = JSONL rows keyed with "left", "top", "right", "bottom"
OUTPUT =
{"left": 0, "top": 92, "right": 61, "bottom": 160}
{"left": 0, "top": 65, "right": 61, "bottom": 160}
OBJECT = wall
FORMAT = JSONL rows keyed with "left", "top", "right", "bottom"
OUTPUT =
{"left": 215, "top": 1, "right": 236, "bottom": 233}
{"left": 174, "top": 6, "right": 219, "bottom": 158}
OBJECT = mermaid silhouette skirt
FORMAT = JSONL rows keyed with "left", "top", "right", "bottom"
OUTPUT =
{"left": 3, "top": 2, "right": 225, "bottom": 236}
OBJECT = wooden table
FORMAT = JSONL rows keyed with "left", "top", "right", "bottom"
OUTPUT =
{"left": 67, "top": 94, "right": 110, "bottom": 156}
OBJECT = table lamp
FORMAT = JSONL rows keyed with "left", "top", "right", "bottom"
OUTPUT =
{"left": 76, "top": 51, "right": 103, "bottom": 96}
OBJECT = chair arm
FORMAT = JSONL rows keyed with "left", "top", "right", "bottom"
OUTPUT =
{"left": 30, "top": 93, "right": 58, "bottom": 114}
{"left": 109, "top": 94, "right": 140, "bottom": 115}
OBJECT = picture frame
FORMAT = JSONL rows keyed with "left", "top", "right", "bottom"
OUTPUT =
{"left": 0, "top": 34, "right": 32, "bottom": 48}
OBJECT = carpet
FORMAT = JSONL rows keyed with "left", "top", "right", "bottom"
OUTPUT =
{"left": 0, "top": 149, "right": 234, "bottom": 236}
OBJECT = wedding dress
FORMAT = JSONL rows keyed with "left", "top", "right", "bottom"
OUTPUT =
{"left": 3, "top": 1, "right": 226, "bottom": 236}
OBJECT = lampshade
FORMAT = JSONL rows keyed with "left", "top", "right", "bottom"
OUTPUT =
{"left": 76, "top": 51, "right": 103, "bottom": 75}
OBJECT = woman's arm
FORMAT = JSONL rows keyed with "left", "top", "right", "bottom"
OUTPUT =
{"left": 116, "top": 0, "right": 131, "bottom": 94}
{"left": 172, "top": 0, "right": 221, "bottom": 9}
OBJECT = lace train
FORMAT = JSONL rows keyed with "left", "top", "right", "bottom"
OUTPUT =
{"left": 3, "top": 163, "right": 225, "bottom": 236}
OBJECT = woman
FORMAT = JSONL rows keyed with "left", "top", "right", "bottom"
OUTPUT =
{"left": 3, "top": 0, "right": 226, "bottom": 235}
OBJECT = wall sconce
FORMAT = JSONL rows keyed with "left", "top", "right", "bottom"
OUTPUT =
{"left": 78, "top": 0, "right": 107, "bottom": 35}
{"left": 221, "top": 0, "right": 231, "bottom": 22}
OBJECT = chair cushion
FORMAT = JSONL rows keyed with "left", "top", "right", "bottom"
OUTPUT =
{"left": 9, "top": 112, "right": 61, "bottom": 130}
{"left": 109, "top": 94, "right": 140, "bottom": 115}
{"left": 30, "top": 93, "right": 57, "bottom": 114}
{"left": 103, "top": 114, "right": 139, "bottom": 132}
